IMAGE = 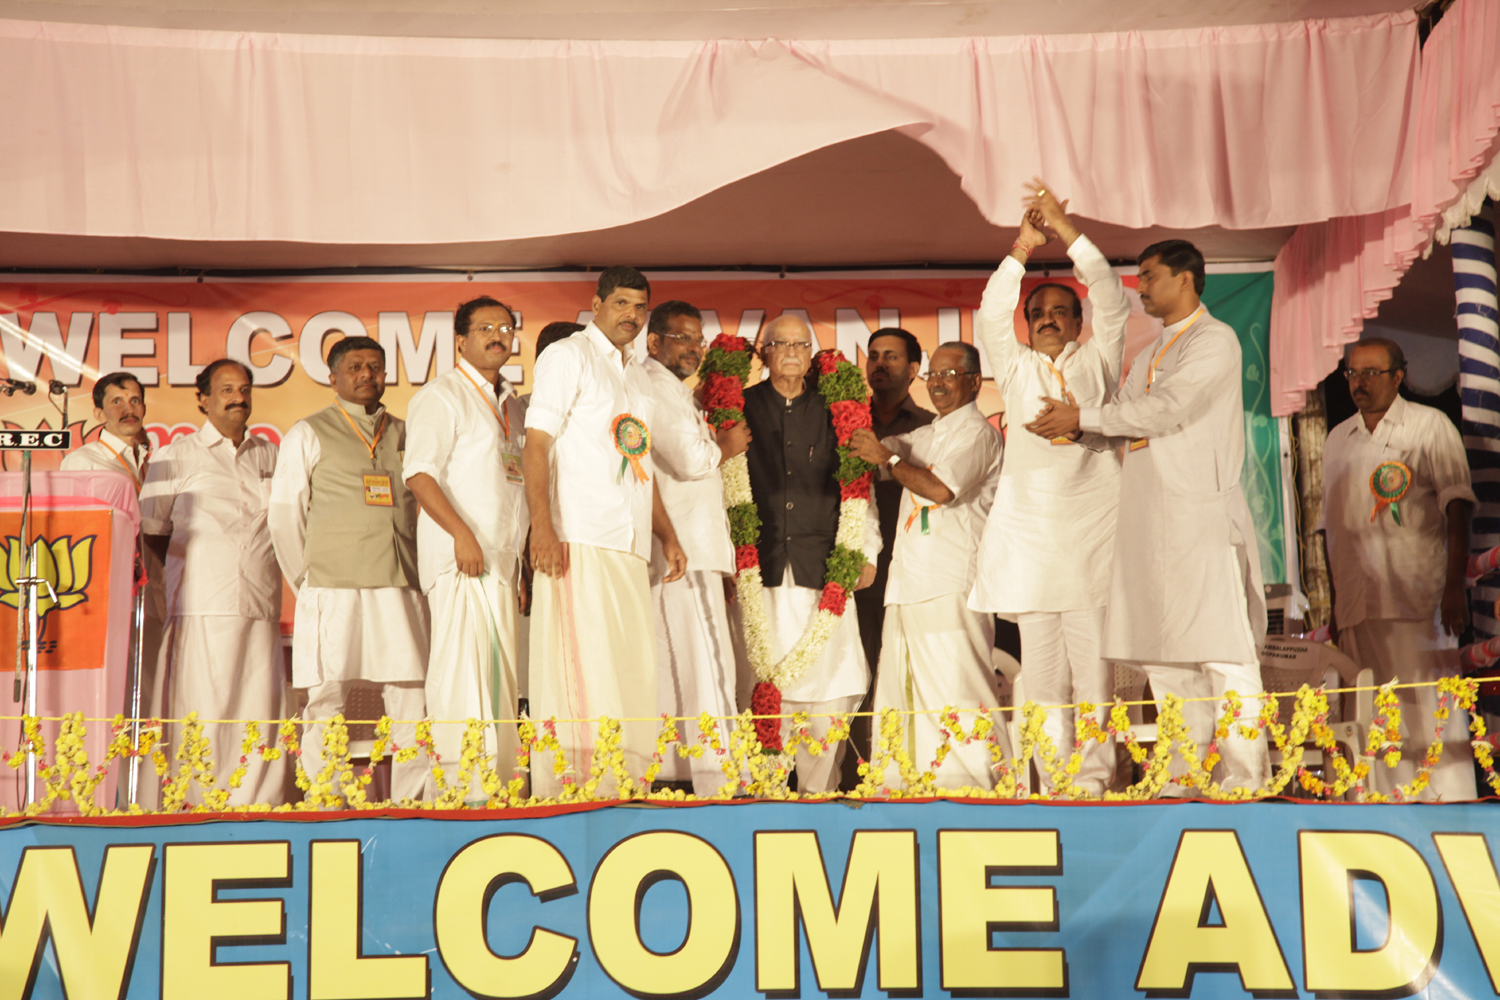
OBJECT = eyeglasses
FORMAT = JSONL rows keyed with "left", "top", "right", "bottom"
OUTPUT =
{"left": 765, "top": 340, "right": 813, "bottom": 352}
{"left": 662, "top": 332, "right": 706, "bottom": 349}
{"left": 469, "top": 323, "right": 515, "bottom": 336}
{"left": 1343, "top": 368, "right": 1398, "bottom": 381}
{"left": 923, "top": 369, "right": 977, "bottom": 383}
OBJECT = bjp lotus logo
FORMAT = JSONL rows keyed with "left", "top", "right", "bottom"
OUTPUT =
{"left": 0, "top": 535, "right": 95, "bottom": 629}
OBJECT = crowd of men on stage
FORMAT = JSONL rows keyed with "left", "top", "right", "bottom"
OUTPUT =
{"left": 60, "top": 182, "right": 1478, "bottom": 804}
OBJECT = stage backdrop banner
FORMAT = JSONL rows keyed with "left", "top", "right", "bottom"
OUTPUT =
{"left": 0, "top": 800, "right": 1497, "bottom": 1000}
{"left": 0, "top": 267, "right": 1282, "bottom": 584}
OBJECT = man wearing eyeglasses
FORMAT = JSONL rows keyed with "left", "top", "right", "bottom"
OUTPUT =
{"left": 739, "top": 313, "right": 881, "bottom": 793}
{"left": 404, "top": 296, "right": 529, "bottom": 801}
{"left": 849, "top": 342, "right": 1004, "bottom": 788}
{"left": 1318, "top": 338, "right": 1476, "bottom": 800}
{"left": 968, "top": 183, "right": 1131, "bottom": 795}
{"left": 642, "top": 300, "right": 750, "bottom": 795}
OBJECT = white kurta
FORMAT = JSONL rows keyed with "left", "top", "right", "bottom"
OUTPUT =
{"left": 1321, "top": 395, "right": 1476, "bottom": 630}
{"left": 969, "top": 235, "right": 1130, "bottom": 614}
{"left": 269, "top": 413, "right": 428, "bottom": 688}
{"left": 61, "top": 428, "right": 151, "bottom": 487}
{"left": 1078, "top": 308, "right": 1266, "bottom": 664}
{"left": 642, "top": 356, "right": 733, "bottom": 576}
{"left": 872, "top": 402, "right": 1004, "bottom": 790}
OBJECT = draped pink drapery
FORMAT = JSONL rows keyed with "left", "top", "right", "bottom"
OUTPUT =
{"left": 0, "top": 14, "right": 1416, "bottom": 247}
{"left": 1269, "top": 0, "right": 1500, "bottom": 415}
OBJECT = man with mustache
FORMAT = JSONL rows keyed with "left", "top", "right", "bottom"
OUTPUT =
{"left": 1028, "top": 239, "right": 1269, "bottom": 795}
{"left": 738, "top": 314, "right": 881, "bottom": 793}
{"left": 968, "top": 183, "right": 1130, "bottom": 795}
{"left": 404, "top": 297, "right": 530, "bottom": 802}
{"left": 65, "top": 372, "right": 166, "bottom": 805}
{"left": 855, "top": 329, "right": 934, "bottom": 690}
{"left": 270, "top": 336, "right": 430, "bottom": 803}
{"left": 140, "top": 358, "right": 286, "bottom": 805}
{"left": 1318, "top": 338, "right": 1476, "bottom": 800}
{"left": 525, "top": 267, "right": 687, "bottom": 796}
{"left": 642, "top": 300, "right": 749, "bottom": 795}
{"left": 850, "top": 342, "right": 1004, "bottom": 788}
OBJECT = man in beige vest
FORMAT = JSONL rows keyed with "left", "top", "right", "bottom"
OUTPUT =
{"left": 270, "top": 336, "right": 430, "bottom": 802}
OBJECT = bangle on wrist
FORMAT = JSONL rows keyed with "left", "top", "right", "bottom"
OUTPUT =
{"left": 1011, "top": 240, "right": 1033, "bottom": 258}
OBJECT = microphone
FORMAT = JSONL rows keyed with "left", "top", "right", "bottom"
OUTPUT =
{"left": 47, "top": 380, "right": 65, "bottom": 396}
{"left": 0, "top": 378, "right": 36, "bottom": 396}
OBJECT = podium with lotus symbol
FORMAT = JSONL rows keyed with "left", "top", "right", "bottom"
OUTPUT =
{"left": 0, "top": 471, "right": 139, "bottom": 810}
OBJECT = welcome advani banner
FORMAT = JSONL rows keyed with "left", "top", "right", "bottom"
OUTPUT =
{"left": 1, "top": 800, "right": 1497, "bottom": 1000}
{"left": 0, "top": 267, "right": 1285, "bottom": 588}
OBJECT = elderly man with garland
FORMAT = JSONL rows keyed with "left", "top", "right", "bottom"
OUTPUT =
{"left": 64, "top": 372, "right": 166, "bottom": 806}
{"left": 1029, "top": 239, "right": 1269, "bottom": 795}
{"left": 851, "top": 341, "right": 1003, "bottom": 789}
{"left": 270, "top": 335, "right": 431, "bottom": 803}
{"left": 970, "top": 185, "right": 1131, "bottom": 795}
{"left": 738, "top": 314, "right": 881, "bottom": 793}
{"left": 141, "top": 359, "right": 285, "bottom": 805}
{"left": 525, "top": 266, "right": 688, "bottom": 797}
{"left": 643, "top": 300, "right": 751, "bottom": 795}
{"left": 404, "top": 297, "right": 529, "bottom": 802}
{"left": 1319, "top": 338, "right": 1476, "bottom": 800}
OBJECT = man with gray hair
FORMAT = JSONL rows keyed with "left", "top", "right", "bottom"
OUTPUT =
{"left": 738, "top": 313, "right": 880, "bottom": 792}
{"left": 850, "top": 342, "right": 1004, "bottom": 788}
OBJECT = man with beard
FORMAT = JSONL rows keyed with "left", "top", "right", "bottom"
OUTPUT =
{"left": 141, "top": 359, "right": 285, "bottom": 805}
{"left": 1319, "top": 338, "right": 1476, "bottom": 799}
{"left": 404, "top": 297, "right": 529, "bottom": 801}
{"left": 271, "top": 336, "right": 430, "bottom": 803}
{"left": 739, "top": 313, "right": 880, "bottom": 793}
{"left": 642, "top": 300, "right": 750, "bottom": 795}
{"left": 525, "top": 267, "right": 687, "bottom": 796}
{"left": 855, "top": 329, "right": 934, "bottom": 680}
{"left": 1028, "top": 239, "right": 1269, "bottom": 794}
{"left": 969, "top": 184, "right": 1130, "bottom": 794}
{"left": 851, "top": 342, "right": 1003, "bottom": 788}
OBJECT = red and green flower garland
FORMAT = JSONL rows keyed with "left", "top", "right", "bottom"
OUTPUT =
{"left": 698, "top": 336, "right": 875, "bottom": 749}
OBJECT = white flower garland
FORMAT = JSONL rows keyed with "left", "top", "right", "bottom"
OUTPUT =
{"left": 723, "top": 453, "right": 867, "bottom": 692}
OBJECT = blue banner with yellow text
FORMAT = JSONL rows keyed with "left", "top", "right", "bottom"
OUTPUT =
{"left": 2, "top": 800, "right": 1497, "bottom": 999}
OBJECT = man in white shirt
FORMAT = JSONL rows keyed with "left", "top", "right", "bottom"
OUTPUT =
{"left": 1319, "top": 339, "right": 1476, "bottom": 800}
{"left": 63, "top": 372, "right": 165, "bottom": 806}
{"left": 738, "top": 314, "right": 882, "bottom": 793}
{"left": 404, "top": 297, "right": 529, "bottom": 802}
{"left": 525, "top": 267, "right": 688, "bottom": 797}
{"left": 969, "top": 185, "right": 1130, "bottom": 795}
{"left": 270, "top": 336, "right": 430, "bottom": 803}
{"left": 643, "top": 300, "right": 751, "bottom": 795}
{"left": 851, "top": 342, "right": 1004, "bottom": 789}
{"left": 1029, "top": 239, "right": 1269, "bottom": 795}
{"left": 140, "top": 359, "right": 285, "bottom": 806}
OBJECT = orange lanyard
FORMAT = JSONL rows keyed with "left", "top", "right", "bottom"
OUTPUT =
{"left": 334, "top": 401, "right": 387, "bottom": 463}
{"left": 100, "top": 439, "right": 142, "bottom": 491}
{"left": 1145, "top": 307, "right": 1203, "bottom": 394}
{"left": 1040, "top": 356, "right": 1067, "bottom": 396}
{"left": 457, "top": 367, "right": 511, "bottom": 439}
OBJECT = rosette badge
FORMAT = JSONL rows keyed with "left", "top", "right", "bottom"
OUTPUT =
{"left": 1369, "top": 460, "right": 1411, "bottom": 525}
{"left": 611, "top": 413, "right": 652, "bottom": 483}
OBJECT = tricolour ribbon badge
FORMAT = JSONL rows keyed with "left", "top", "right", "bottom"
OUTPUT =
{"left": 612, "top": 413, "right": 652, "bottom": 484}
{"left": 904, "top": 503, "right": 940, "bottom": 535}
{"left": 1369, "top": 460, "right": 1411, "bottom": 525}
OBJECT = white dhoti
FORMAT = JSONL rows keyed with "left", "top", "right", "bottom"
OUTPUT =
{"left": 873, "top": 594, "right": 1002, "bottom": 790}
{"left": 1016, "top": 607, "right": 1114, "bottom": 794}
{"left": 425, "top": 570, "right": 521, "bottom": 802}
{"left": 653, "top": 569, "right": 739, "bottom": 797}
{"left": 1135, "top": 659, "right": 1268, "bottom": 795}
{"left": 530, "top": 543, "right": 657, "bottom": 798}
{"left": 163, "top": 615, "right": 287, "bottom": 807}
{"left": 1339, "top": 619, "right": 1476, "bottom": 801}
{"left": 732, "top": 567, "right": 870, "bottom": 794}
{"left": 293, "top": 586, "right": 431, "bottom": 802}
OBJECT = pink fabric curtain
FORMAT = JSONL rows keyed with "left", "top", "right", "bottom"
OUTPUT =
{"left": 0, "top": 14, "right": 1416, "bottom": 245}
{"left": 1269, "top": 0, "right": 1500, "bottom": 416}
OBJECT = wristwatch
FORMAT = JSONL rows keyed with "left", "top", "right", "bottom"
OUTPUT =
{"left": 886, "top": 454, "right": 902, "bottom": 469}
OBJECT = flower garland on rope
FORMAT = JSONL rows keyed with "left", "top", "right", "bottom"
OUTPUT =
{"left": 697, "top": 336, "right": 875, "bottom": 750}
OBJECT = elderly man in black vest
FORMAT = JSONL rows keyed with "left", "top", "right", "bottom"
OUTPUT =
{"left": 738, "top": 314, "right": 879, "bottom": 793}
